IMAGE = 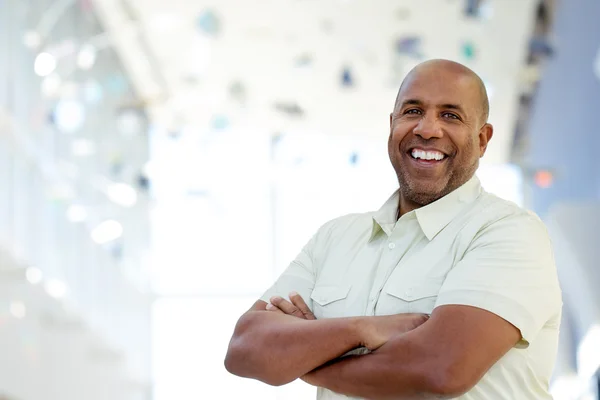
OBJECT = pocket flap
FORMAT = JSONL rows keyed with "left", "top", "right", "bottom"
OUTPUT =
{"left": 386, "top": 279, "right": 443, "bottom": 302}
{"left": 310, "top": 285, "right": 351, "bottom": 306}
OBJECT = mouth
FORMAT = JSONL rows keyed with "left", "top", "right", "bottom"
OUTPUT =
{"left": 406, "top": 148, "right": 449, "bottom": 166}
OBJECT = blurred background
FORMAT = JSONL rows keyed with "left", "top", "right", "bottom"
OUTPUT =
{"left": 0, "top": 0, "right": 598, "bottom": 399}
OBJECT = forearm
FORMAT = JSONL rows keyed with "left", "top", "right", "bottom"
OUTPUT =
{"left": 225, "top": 310, "right": 363, "bottom": 386}
{"left": 303, "top": 334, "right": 451, "bottom": 400}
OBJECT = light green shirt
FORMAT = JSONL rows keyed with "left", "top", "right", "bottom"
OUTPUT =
{"left": 261, "top": 176, "right": 562, "bottom": 400}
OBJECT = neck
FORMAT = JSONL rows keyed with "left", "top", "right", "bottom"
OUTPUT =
{"left": 396, "top": 195, "right": 422, "bottom": 219}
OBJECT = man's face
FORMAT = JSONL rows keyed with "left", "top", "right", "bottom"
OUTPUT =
{"left": 389, "top": 66, "right": 492, "bottom": 208}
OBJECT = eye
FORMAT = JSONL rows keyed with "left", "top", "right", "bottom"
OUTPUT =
{"left": 442, "top": 112, "right": 459, "bottom": 119}
{"left": 405, "top": 109, "right": 422, "bottom": 115}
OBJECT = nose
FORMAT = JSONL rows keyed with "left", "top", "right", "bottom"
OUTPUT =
{"left": 413, "top": 114, "right": 443, "bottom": 140}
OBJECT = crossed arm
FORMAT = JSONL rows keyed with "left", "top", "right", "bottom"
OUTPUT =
{"left": 224, "top": 295, "right": 427, "bottom": 387}
{"left": 225, "top": 293, "right": 521, "bottom": 399}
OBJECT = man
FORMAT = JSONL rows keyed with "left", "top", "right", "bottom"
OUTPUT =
{"left": 224, "top": 59, "right": 562, "bottom": 399}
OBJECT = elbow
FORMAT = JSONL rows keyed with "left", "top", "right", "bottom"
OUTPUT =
{"left": 224, "top": 315, "right": 292, "bottom": 387}
{"left": 224, "top": 344, "right": 289, "bottom": 386}
{"left": 224, "top": 314, "right": 259, "bottom": 379}
{"left": 424, "top": 364, "right": 476, "bottom": 398}
{"left": 223, "top": 343, "right": 243, "bottom": 376}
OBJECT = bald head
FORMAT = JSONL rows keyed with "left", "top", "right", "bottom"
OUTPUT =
{"left": 388, "top": 59, "right": 495, "bottom": 213}
{"left": 395, "top": 59, "right": 489, "bottom": 124}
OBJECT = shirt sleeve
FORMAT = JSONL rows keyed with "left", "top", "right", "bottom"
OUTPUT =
{"left": 435, "top": 211, "right": 562, "bottom": 347}
{"left": 259, "top": 219, "right": 335, "bottom": 308}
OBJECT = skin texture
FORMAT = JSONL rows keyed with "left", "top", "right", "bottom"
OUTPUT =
{"left": 389, "top": 59, "right": 493, "bottom": 215}
{"left": 225, "top": 59, "right": 520, "bottom": 398}
{"left": 269, "top": 294, "right": 520, "bottom": 399}
{"left": 224, "top": 299, "right": 428, "bottom": 386}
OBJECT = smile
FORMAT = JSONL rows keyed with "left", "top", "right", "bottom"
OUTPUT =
{"left": 409, "top": 148, "right": 447, "bottom": 162}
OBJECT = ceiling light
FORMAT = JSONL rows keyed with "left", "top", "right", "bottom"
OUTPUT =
{"left": 34, "top": 52, "right": 57, "bottom": 76}
{"left": 25, "top": 267, "right": 43, "bottom": 285}
{"left": 77, "top": 44, "right": 97, "bottom": 70}
{"left": 53, "top": 99, "right": 85, "bottom": 133}
{"left": 45, "top": 279, "right": 68, "bottom": 299}
{"left": 9, "top": 301, "right": 26, "bottom": 319}
{"left": 106, "top": 183, "right": 137, "bottom": 207}
{"left": 41, "top": 74, "right": 62, "bottom": 98}
{"left": 66, "top": 205, "right": 88, "bottom": 223}
{"left": 71, "top": 138, "right": 95, "bottom": 156}
{"left": 91, "top": 220, "right": 123, "bottom": 244}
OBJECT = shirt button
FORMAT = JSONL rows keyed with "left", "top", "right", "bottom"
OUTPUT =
{"left": 388, "top": 242, "right": 396, "bottom": 249}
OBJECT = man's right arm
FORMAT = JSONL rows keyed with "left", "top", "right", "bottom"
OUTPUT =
{"left": 224, "top": 300, "right": 365, "bottom": 386}
{"left": 224, "top": 299, "right": 428, "bottom": 386}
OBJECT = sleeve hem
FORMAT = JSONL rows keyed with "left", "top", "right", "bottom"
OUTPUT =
{"left": 435, "top": 289, "right": 543, "bottom": 347}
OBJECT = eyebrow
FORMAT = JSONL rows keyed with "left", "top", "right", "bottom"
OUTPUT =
{"left": 399, "top": 99, "right": 466, "bottom": 115}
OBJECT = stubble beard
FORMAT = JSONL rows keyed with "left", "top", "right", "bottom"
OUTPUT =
{"left": 395, "top": 152, "right": 479, "bottom": 208}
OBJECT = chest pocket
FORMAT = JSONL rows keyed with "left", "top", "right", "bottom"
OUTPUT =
{"left": 378, "top": 278, "right": 444, "bottom": 315}
{"left": 310, "top": 285, "right": 351, "bottom": 319}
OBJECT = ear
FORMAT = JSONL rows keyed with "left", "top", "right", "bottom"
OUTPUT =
{"left": 478, "top": 123, "right": 493, "bottom": 157}
{"left": 389, "top": 112, "right": 393, "bottom": 128}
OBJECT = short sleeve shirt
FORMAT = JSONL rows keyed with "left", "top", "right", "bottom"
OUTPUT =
{"left": 260, "top": 176, "right": 562, "bottom": 400}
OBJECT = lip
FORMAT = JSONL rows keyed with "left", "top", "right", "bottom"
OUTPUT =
{"left": 405, "top": 154, "right": 448, "bottom": 168}
{"left": 404, "top": 148, "right": 449, "bottom": 168}
{"left": 407, "top": 147, "right": 449, "bottom": 157}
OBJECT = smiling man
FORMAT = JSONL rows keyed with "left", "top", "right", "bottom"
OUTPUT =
{"left": 225, "top": 59, "right": 562, "bottom": 400}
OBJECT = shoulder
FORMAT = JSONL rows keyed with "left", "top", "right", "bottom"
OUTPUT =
{"left": 473, "top": 192, "right": 549, "bottom": 240}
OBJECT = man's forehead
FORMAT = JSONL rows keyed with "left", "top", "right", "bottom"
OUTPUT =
{"left": 397, "top": 73, "right": 478, "bottom": 108}
{"left": 402, "top": 69, "right": 476, "bottom": 93}
{"left": 396, "top": 93, "right": 468, "bottom": 110}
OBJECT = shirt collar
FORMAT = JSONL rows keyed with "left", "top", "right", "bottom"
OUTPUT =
{"left": 370, "top": 175, "right": 482, "bottom": 242}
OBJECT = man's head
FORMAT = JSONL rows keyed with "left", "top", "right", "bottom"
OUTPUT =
{"left": 389, "top": 59, "right": 493, "bottom": 214}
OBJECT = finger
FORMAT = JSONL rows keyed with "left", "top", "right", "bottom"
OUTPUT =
{"left": 265, "top": 303, "right": 284, "bottom": 314}
{"left": 270, "top": 296, "right": 305, "bottom": 319}
{"left": 407, "top": 313, "right": 429, "bottom": 329}
{"left": 289, "top": 291, "right": 316, "bottom": 320}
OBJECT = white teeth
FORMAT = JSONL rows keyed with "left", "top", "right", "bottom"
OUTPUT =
{"left": 411, "top": 149, "right": 445, "bottom": 161}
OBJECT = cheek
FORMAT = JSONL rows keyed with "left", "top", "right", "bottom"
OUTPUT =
{"left": 389, "top": 126, "right": 407, "bottom": 149}
{"left": 449, "top": 132, "right": 477, "bottom": 158}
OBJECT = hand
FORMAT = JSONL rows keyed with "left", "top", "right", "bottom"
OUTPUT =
{"left": 359, "top": 313, "right": 429, "bottom": 351}
{"left": 266, "top": 292, "right": 316, "bottom": 320}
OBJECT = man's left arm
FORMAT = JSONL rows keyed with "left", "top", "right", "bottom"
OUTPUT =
{"left": 302, "top": 212, "right": 563, "bottom": 399}
{"left": 302, "top": 304, "right": 520, "bottom": 399}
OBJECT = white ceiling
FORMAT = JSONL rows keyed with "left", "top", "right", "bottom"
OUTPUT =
{"left": 93, "top": 0, "right": 539, "bottom": 165}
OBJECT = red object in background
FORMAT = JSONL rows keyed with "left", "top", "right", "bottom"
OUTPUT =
{"left": 534, "top": 170, "right": 554, "bottom": 188}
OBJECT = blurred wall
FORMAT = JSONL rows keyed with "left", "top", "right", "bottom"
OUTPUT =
{"left": 0, "top": 1, "right": 153, "bottom": 399}
{"left": 525, "top": 0, "right": 600, "bottom": 385}
{"left": 527, "top": 0, "right": 600, "bottom": 214}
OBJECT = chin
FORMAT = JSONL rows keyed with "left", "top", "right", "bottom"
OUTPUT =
{"left": 406, "top": 191, "right": 442, "bottom": 207}
{"left": 403, "top": 181, "right": 447, "bottom": 206}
